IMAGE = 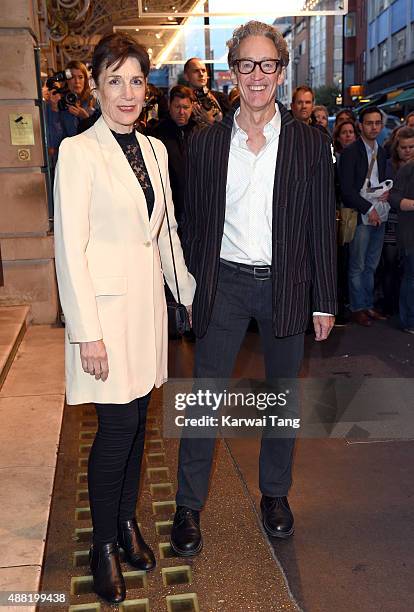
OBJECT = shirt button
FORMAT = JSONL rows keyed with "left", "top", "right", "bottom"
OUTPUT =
{"left": 144, "top": 241, "right": 151, "bottom": 247}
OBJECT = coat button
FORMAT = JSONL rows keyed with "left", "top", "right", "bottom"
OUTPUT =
{"left": 144, "top": 241, "right": 151, "bottom": 247}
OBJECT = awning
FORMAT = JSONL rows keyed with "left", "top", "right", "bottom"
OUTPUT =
{"left": 380, "top": 87, "right": 414, "bottom": 110}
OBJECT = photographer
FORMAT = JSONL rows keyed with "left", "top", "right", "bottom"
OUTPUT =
{"left": 45, "top": 61, "right": 95, "bottom": 168}
{"left": 183, "top": 57, "right": 230, "bottom": 126}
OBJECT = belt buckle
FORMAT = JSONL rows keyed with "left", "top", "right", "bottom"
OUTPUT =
{"left": 253, "top": 266, "right": 270, "bottom": 280}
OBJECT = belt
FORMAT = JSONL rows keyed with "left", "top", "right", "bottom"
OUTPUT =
{"left": 220, "top": 259, "right": 272, "bottom": 280}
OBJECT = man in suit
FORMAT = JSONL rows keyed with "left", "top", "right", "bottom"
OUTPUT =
{"left": 170, "top": 20, "right": 337, "bottom": 557}
{"left": 338, "top": 106, "right": 389, "bottom": 326}
{"left": 184, "top": 57, "right": 231, "bottom": 125}
{"left": 150, "top": 85, "right": 202, "bottom": 231}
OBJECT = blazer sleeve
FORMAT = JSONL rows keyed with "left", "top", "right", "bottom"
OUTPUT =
{"left": 156, "top": 141, "right": 196, "bottom": 305}
{"left": 54, "top": 137, "right": 103, "bottom": 343}
{"left": 308, "top": 136, "right": 338, "bottom": 314}
{"left": 338, "top": 145, "right": 372, "bottom": 214}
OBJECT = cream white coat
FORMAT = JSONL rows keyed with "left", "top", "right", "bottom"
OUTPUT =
{"left": 54, "top": 116, "right": 195, "bottom": 405}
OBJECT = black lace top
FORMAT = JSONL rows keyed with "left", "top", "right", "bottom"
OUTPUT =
{"left": 111, "top": 130, "right": 154, "bottom": 218}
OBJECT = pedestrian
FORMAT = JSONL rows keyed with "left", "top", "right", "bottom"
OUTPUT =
{"left": 54, "top": 32, "right": 195, "bottom": 603}
{"left": 170, "top": 20, "right": 336, "bottom": 558}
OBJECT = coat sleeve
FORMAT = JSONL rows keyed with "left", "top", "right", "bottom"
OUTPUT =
{"left": 54, "top": 137, "right": 103, "bottom": 343}
{"left": 156, "top": 141, "right": 196, "bottom": 305}
{"left": 338, "top": 145, "right": 372, "bottom": 214}
{"left": 308, "top": 136, "right": 338, "bottom": 314}
{"left": 389, "top": 164, "right": 411, "bottom": 211}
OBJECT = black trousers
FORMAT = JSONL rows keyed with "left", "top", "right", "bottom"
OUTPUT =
{"left": 88, "top": 392, "right": 151, "bottom": 544}
{"left": 176, "top": 262, "right": 304, "bottom": 510}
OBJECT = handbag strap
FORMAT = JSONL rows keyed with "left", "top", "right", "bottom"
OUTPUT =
{"left": 144, "top": 135, "right": 182, "bottom": 305}
{"left": 366, "top": 149, "right": 377, "bottom": 185}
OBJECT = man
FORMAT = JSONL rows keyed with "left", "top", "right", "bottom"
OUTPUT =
{"left": 405, "top": 111, "right": 414, "bottom": 129}
{"left": 338, "top": 106, "right": 389, "bottom": 326}
{"left": 170, "top": 20, "right": 337, "bottom": 557}
{"left": 150, "top": 85, "right": 201, "bottom": 229}
{"left": 291, "top": 85, "right": 314, "bottom": 123}
{"left": 184, "top": 57, "right": 231, "bottom": 125}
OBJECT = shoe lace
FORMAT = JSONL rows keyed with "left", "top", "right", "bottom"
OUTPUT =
{"left": 176, "top": 506, "right": 199, "bottom": 523}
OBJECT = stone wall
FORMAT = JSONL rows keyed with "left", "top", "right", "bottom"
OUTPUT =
{"left": 0, "top": 2, "right": 58, "bottom": 324}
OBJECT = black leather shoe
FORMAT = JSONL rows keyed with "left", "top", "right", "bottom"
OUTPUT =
{"left": 118, "top": 518, "right": 156, "bottom": 571}
{"left": 89, "top": 542, "right": 126, "bottom": 604}
{"left": 260, "top": 496, "right": 294, "bottom": 539}
{"left": 170, "top": 506, "right": 203, "bottom": 557}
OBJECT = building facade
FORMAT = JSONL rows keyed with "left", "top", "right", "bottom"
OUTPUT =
{"left": 366, "top": 0, "right": 414, "bottom": 95}
{"left": 343, "top": 0, "right": 368, "bottom": 105}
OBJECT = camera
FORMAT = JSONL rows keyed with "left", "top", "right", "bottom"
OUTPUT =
{"left": 194, "top": 88, "right": 214, "bottom": 112}
{"left": 46, "top": 69, "right": 78, "bottom": 111}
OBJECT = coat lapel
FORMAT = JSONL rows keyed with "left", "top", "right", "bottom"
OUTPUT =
{"left": 136, "top": 132, "right": 164, "bottom": 233}
{"left": 93, "top": 117, "right": 159, "bottom": 234}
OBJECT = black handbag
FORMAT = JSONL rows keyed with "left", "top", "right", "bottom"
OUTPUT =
{"left": 145, "top": 136, "right": 191, "bottom": 337}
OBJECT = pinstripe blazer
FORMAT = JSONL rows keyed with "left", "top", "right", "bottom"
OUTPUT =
{"left": 182, "top": 101, "right": 337, "bottom": 338}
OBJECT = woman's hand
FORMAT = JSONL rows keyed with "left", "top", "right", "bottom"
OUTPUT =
{"left": 68, "top": 104, "right": 89, "bottom": 119}
{"left": 79, "top": 340, "right": 109, "bottom": 381}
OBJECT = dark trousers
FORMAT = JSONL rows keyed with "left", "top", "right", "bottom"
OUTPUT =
{"left": 176, "top": 262, "right": 304, "bottom": 510}
{"left": 88, "top": 393, "right": 151, "bottom": 544}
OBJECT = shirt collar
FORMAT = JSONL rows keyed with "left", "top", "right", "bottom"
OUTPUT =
{"left": 362, "top": 137, "right": 378, "bottom": 157}
{"left": 231, "top": 103, "right": 281, "bottom": 144}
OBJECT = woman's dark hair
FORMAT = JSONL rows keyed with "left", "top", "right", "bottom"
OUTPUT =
{"left": 92, "top": 33, "right": 150, "bottom": 85}
{"left": 391, "top": 126, "right": 414, "bottom": 172}
{"left": 332, "top": 119, "right": 358, "bottom": 154}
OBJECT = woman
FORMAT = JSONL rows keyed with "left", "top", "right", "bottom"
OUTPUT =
{"left": 389, "top": 129, "right": 414, "bottom": 332}
{"left": 54, "top": 33, "right": 195, "bottom": 604}
{"left": 335, "top": 108, "right": 354, "bottom": 126}
{"left": 312, "top": 104, "right": 329, "bottom": 130}
{"left": 333, "top": 119, "right": 358, "bottom": 157}
{"left": 46, "top": 61, "right": 94, "bottom": 150}
{"left": 333, "top": 120, "right": 358, "bottom": 324}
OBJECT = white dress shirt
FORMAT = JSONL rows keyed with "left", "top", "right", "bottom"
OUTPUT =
{"left": 362, "top": 138, "right": 379, "bottom": 187}
{"left": 220, "top": 104, "right": 331, "bottom": 318}
{"left": 220, "top": 105, "right": 280, "bottom": 266}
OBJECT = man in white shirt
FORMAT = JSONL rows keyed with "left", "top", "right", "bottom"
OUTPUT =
{"left": 338, "top": 106, "right": 389, "bottom": 326}
{"left": 171, "top": 20, "right": 337, "bottom": 557}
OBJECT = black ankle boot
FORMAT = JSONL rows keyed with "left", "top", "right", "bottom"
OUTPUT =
{"left": 89, "top": 542, "right": 126, "bottom": 604}
{"left": 118, "top": 518, "right": 156, "bottom": 571}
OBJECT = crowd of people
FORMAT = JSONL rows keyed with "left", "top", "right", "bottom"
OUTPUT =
{"left": 50, "top": 21, "right": 414, "bottom": 605}
{"left": 44, "top": 51, "right": 414, "bottom": 335}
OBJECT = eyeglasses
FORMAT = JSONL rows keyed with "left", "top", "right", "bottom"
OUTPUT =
{"left": 234, "top": 59, "right": 282, "bottom": 74}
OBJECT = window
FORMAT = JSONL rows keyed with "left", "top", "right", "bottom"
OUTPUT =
{"left": 378, "top": 40, "right": 388, "bottom": 72}
{"left": 345, "top": 12, "right": 356, "bottom": 37}
{"left": 391, "top": 29, "right": 406, "bottom": 65}
{"left": 369, "top": 48, "right": 377, "bottom": 78}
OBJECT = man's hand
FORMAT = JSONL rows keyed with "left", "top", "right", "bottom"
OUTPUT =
{"left": 313, "top": 315, "right": 335, "bottom": 341}
{"left": 378, "top": 190, "right": 390, "bottom": 202}
{"left": 186, "top": 305, "right": 193, "bottom": 327}
{"left": 368, "top": 208, "right": 381, "bottom": 226}
{"left": 49, "top": 90, "right": 61, "bottom": 112}
{"left": 79, "top": 340, "right": 109, "bottom": 381}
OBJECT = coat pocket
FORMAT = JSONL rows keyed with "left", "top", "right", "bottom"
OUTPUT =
{"left": 92, "top": 276, "right": 127, "bottom": 296}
